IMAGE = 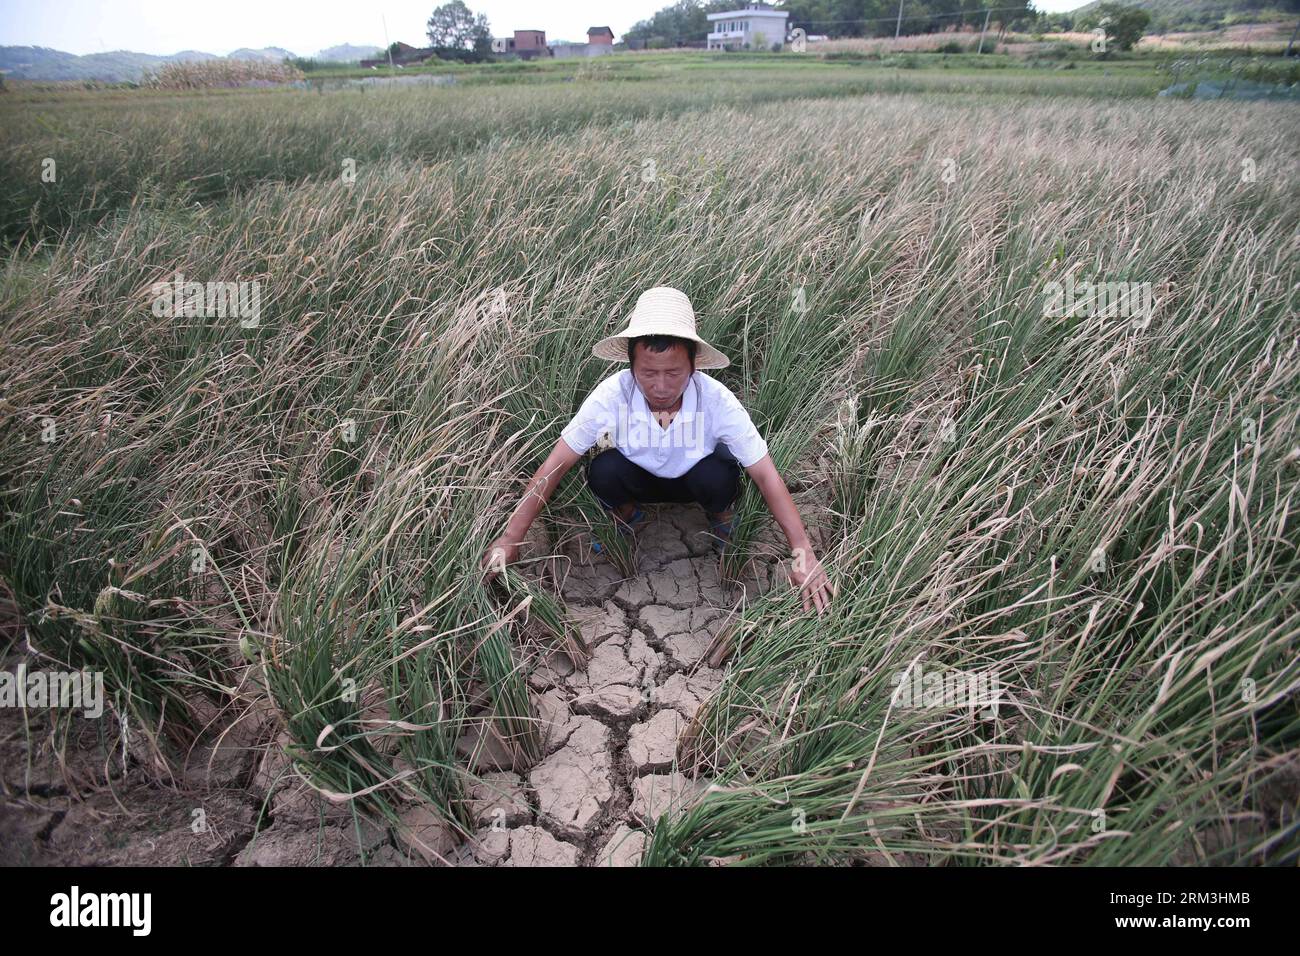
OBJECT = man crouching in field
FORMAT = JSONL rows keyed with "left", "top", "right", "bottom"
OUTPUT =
{"left": 480, "top": 286, "right": 835, "bottom": 616}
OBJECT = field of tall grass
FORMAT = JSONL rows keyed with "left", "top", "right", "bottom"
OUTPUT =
{"left": 0, "top": 57, "right": 1174, "bottom": 247}
{"left": 1, "top": 70, "right": 1297, "bottom": 864}
{"left": 1140, "top": 20, "right": 1298, "bottom": 52}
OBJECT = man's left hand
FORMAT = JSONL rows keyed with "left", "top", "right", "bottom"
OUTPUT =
{"left": 789, "top": 546, "right": 835, "bottom": 617}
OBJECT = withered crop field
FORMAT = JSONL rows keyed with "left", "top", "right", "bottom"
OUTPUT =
{"left": 1, "top": 57, "right": 1297, "bottom": 869}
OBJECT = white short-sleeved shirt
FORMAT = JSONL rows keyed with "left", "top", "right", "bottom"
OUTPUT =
{"left": 560, "top": 369, "right": 768, "bottom": 479}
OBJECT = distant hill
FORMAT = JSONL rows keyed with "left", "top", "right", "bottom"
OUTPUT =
{"left": 0, "top": 43, "right": 388, "bottom": 82}
{"left": 311, "top": 44, "right": 382, "bottom": 62}
{"left": 1070, "top": 0, "right": 1300, "bottom": 32}
{"left": 225, "top": 46, "right": 297, "bottom": 63}
{"left": 0, "top": 45, "right": 307, "bottom": 82}
{"left": 1, "top": 46, "right": 174, "bottom": 82}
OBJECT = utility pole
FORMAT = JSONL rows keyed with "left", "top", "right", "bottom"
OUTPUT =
{"left": 895, "top": 0, "right": 904, "bottom": 39}
{"left": 382, "top": 14, "right": 395, "bottom": 70}
{"left": 1286, "top": 19, "right": 1299, "bottom": 57}
{"left": 977, "top": 9, "right": 992, "bottom": 54}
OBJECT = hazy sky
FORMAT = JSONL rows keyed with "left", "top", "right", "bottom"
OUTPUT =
{"left": 0, "top": 0, "right": 1090, "bottom": 57}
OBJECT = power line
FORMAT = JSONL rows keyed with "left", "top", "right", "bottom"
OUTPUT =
{"left": 786, "top": 6, "right": 1037, "bottom": 28}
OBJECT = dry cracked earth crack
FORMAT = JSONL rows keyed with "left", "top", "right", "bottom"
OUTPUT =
{"left": 450, "top": 501, "right": 784, "bottom": 867}
{"left": 0, "top": 497, "right": 816, "bottom": 867}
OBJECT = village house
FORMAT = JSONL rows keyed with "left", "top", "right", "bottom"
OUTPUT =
{"left": 706, "top": 1, "right": 789, "bottom": 51}
{"left": 360, "top": 42, "right": 433, "bottom": 68}
{"left": 491, "top": 29, "right": 553, "bottom": 59}
{"left": 552, "top": 26, "right": 618, "bottom": 59}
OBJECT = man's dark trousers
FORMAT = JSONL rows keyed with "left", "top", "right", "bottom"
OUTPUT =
{"left": 585, "top": 445, "right": 742, "bottom": 515}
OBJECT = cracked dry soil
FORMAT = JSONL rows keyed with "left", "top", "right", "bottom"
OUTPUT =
{"left": 0, "top": 500, "right": 817, "bottom": 867}
{"left": 449, "top": 500, "right": 791, "bottom": 867}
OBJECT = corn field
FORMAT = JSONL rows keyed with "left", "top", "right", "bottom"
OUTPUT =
{"left": 142, "top": 59, "right": 307, "bottom": 91}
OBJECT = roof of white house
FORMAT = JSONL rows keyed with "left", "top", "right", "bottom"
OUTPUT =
{"left": 707, "top": 6, "right": 789, "bottom": 20}
{"left": 706, "top": 11, "right": 789, "bottom": 21}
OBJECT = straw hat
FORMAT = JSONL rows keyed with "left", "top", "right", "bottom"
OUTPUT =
{"left": 592, "top": 286, "right": 730, "bottom": 369}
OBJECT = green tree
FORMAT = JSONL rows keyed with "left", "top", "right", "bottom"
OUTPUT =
{"left": 425, "top": 1, "right": 492, "bottom": 50}
{"left": 621, "top": 0, "right": 1036, "bottom": 46}
{"left": 624, "top": 0, "right": 735, "bottom": 47}
{"left": 1078, "top": 3, "right": 1152, "bottom": 52}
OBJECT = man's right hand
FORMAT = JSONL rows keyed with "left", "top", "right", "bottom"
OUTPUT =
{"left": 481, "top": 536, "right": 521, "bottom": 584}
{"left": 480, "top": 438, "right": 582, "bottom": 586}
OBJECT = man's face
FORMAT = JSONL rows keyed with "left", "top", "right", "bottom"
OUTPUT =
{"left": 632, "top": 342, "right": 693, "bottom": 411}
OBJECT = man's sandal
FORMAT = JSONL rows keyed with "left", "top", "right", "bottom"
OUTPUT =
{"left": 706, "top": 512, "right": 734, "bottom": 555}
